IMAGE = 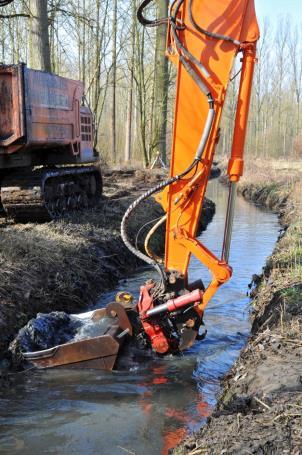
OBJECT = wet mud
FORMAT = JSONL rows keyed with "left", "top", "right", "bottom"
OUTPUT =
{"left": 0, "top": 169, "right": 215, "bottom": 367}
{"left": 175, "top": 170, "right": 302, "bottom": 454}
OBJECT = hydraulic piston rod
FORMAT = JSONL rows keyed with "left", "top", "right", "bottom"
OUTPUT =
{"left": 222, "top": 182, "right": 237, "bottom": 263}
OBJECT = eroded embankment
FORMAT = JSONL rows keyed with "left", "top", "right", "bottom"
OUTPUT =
{"left": 175, "top": 166, "right": 302, "bottom": 454}
{"left": 0, "top": 169, "right": 215, "bottom": 365}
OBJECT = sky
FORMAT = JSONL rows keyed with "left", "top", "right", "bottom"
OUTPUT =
{"left": 255, "top": 0, "right": 302, "bottom": 21}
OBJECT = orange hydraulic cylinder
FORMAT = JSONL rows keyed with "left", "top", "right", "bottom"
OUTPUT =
{"left": 227, "top": 44, "right": 257, "bottom": 182}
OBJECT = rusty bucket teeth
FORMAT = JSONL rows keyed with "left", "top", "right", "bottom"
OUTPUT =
{"left": 22, "top": 303, "right": 133, "bottom": 371}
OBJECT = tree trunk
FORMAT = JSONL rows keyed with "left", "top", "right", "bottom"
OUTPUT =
{"left": 134, "top": 24, "right": 149, "bottom": 167}
{"left": 111, "top": 0, "right": 117, "bottom": 162}
{"left": 124, "top": 1, "right": 136, "bottom": 162}
{"left": 152, "top": 0, "right": 169, "bottom": 164}
{"left": 124, "top": 72, "right": 134, "bottom": 162}
{"left": 29, "top": 0, "right": 51, "bottom": 72}
{"left": 93, "top": 0, "right": 110, "bottom": 148}
{"left": 82, "top": 0, "right": 86, "bottom": 88}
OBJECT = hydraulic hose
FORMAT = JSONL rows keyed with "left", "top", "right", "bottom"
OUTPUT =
{"left": 144, "top": 214, "right": 167, "bottom": 263}
{"left": 137, "top": 0, "right": 167, "bottom": 27}
{"left": 171, "top": 25, "right": 210, "bottom": 82}
{"left": 120, "top": 161, "right": 198, "bottom": 281}
{"left": 171, "top": 17, "right": 216, "bottom": 162}
{"left": 0, "top": 0, "right": 14, "bottom": 5}
{"left": 178, "top": 55, "right": 215, "bottom": 161}
{"left": 121, "top": 176, "right": 179, "bottom": 283}
{"left": 195, "top": 94, "right": 215, "bottom": 160}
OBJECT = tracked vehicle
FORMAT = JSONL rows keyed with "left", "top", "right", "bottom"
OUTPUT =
{"left": 0, "top": 63, "right": 102, "bottom": 222}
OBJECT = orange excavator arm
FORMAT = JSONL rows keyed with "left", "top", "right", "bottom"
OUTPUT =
{"left": 121, "top": 0, "right": 260, "bottom": 355}
{"left": 160, "top": 0, "right": 259, "bottom": 311}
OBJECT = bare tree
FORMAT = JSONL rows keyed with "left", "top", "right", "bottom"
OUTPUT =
{"left": 274, "top": 18, "right": 289, "bottom": 140}
{"left": 111, "top": 0, "right": 117, "bottom": 162}
{"left": 288, "top": 25, "right": 302, "bottom": 136}
{"left": 124, "top": 0, "right": 136, "bottom": 162}
{"left": 29, "top": 0, "right": 51, "bottom": 72}
{"left": 152, "top": 0, "right": 169, "bottom": 164}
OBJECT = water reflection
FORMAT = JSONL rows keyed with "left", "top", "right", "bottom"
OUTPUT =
{"left": 0, "top": 181, "right": 280, "bottom": 455}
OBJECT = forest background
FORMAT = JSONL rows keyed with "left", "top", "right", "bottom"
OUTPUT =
{"left": 1, "top": 0, "right": 301, "bottom": 167}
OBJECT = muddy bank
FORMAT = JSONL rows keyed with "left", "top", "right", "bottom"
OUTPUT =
{"left": 175, "top": 166, "right": 302, "bottom": 454}
{"left": 0, "top": 169, "right": 215, "bottom": 363}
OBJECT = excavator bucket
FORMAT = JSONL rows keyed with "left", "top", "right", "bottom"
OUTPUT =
{"left": 22, "top": 303, "right": 133, "bottom": 371}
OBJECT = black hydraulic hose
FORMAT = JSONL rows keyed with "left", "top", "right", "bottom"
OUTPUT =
{"left": 120, "top": 161, "right": 198, "bottom": 281}
{"left": 195, "top": 94, "right": 215, "bottom": 160}
{"left": 169, "top": 0, "right": 186, "bottom": 30}
{"left": 0, "top": 0, "right": 14, "bottom": 5}
{"left": 171, "top": 21, "right": 210, "bottom": 82}
{"left": 121, "top": 178, "right": 177, "bottom": 281}
{"left": 188, "top": 0, "right": 240, "bottom": 46}
{"left": 137, "top": 0, "right": 167, "bottom": 27}
{"left": 170, "top": 10, "right": 216, "bottom": 160}
{"left": 169, "top": 0, "right": 216, "bottom": 160}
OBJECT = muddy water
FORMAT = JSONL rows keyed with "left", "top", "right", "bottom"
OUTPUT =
{"left": 0, "top": 181, "right": 279, "bottom": 455}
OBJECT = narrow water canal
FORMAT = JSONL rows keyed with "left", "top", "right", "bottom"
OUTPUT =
{"left": 0, "top": 181, "right": 280, "bottom": 455}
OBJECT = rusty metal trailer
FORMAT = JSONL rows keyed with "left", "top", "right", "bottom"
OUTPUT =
{"left": 0, "top": 63, "right": 102, "bottom": 221}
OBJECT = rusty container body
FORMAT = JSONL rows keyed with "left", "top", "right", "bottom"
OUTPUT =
{"left": 0, "top": 63, "right": 98, "bottom": 169}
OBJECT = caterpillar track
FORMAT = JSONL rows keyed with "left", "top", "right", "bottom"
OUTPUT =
{"left": 0, "top": 166, "right": 102, "bottom": 223}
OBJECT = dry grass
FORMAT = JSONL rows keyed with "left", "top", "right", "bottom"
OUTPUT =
{"left": 0, "top": 171, "right": 165, "bottom": 357}
{"left": 238, "top": 162, "right": 302, "bottom": 313}
{"left": 0, "top": 207, "right": 139, "bottom": 356}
